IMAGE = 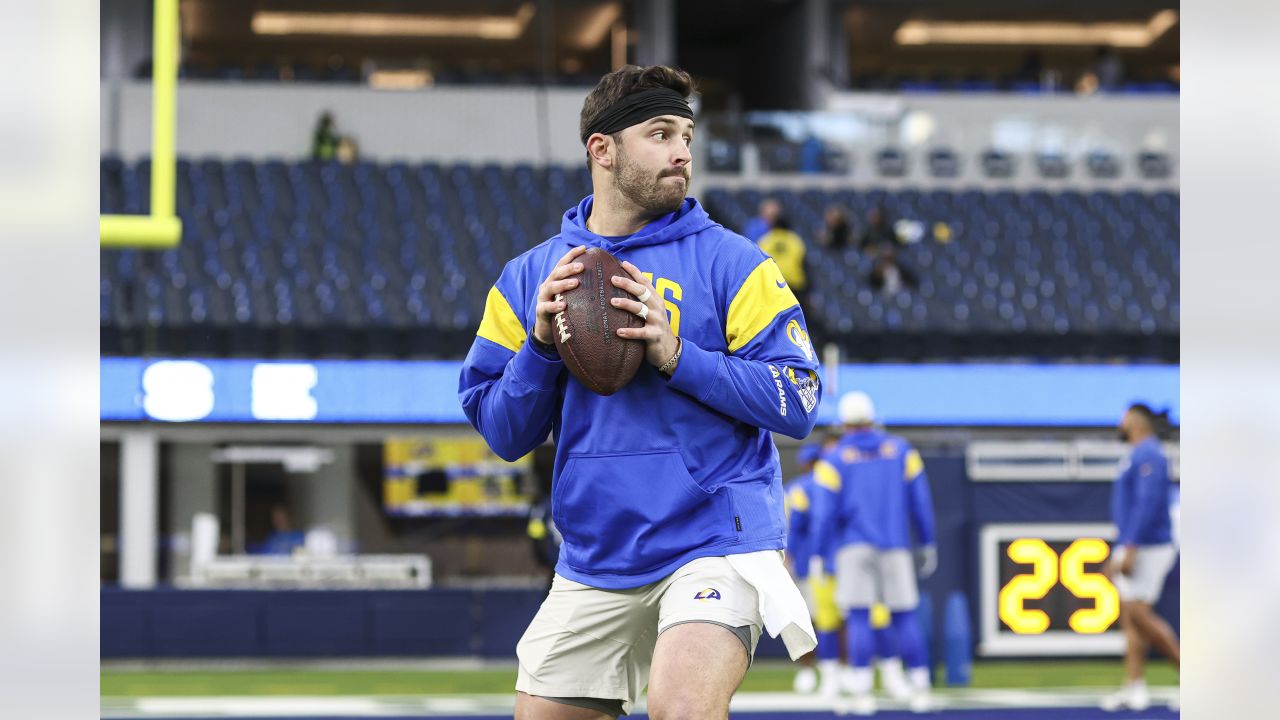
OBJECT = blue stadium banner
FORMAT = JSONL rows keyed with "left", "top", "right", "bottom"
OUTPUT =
{"left": 101, "top": 357, "right": 1178, "bottom": 426}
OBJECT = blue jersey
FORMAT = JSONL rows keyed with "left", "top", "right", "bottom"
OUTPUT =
{"left": 810, "top": 429, "right": 935, "bottom": 566}
{"left": 785, "top": 472, "right": 817, "bottom": 579}
{"left": 459, "top": 196, "right": 822, "bottom": 589}
{"left": 1111, "top": 438, "right": 1173, "bottom": 546}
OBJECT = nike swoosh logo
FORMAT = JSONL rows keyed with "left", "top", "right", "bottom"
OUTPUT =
{"left": 775, "top": 279, "right": 787, "bottom": 288}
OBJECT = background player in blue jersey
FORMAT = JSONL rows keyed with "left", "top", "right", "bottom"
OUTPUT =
{"left": 812, "top": 392, "right": 936, "bottom": 715}
{"left": 459, "top": 65, "right": 823, "bottom": 720}
{"left": 785, "top": 437, "right": 842, "bottom": 696}
{"left": 1101, "top": 403, "right": 1180, "bottom": 712}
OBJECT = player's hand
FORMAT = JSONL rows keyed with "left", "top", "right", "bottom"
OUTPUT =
{"left": 917, "top": 544, "right": 938, "bottom": 579}
{"left": 610, "top": 260, "right": 679, "bottom": 369}
{"left": 532, "top": 245, "right": 589, "bottom": 347}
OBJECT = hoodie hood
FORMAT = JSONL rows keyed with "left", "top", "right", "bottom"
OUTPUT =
{"left": 845, "top": 427, "right": 886, "bottom": 449}
{"left": 560, "top": 195, "right": 718, "bottom": 252}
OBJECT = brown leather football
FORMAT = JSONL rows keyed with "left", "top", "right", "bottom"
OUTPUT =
{"left": 552, "top": 247, "right": 646, "bottom": 395}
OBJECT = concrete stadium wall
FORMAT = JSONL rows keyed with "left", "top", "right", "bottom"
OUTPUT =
{"left": 101, "top": 81, "right": 1176, "bottom": 182}
{"left": 102, "top": 81, "right": 592, "bottom": 165}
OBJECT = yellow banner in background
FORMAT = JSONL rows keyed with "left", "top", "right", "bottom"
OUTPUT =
{"left": 384, "top": 436, "right": 532, "bottom": 515}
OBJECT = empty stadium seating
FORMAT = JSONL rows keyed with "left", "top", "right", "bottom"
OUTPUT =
{"left": 100, "top": 158, "right": 1178, "bottom": 361}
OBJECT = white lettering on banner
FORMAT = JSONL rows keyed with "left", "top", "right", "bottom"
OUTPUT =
{"left": 142, "top": 361, "right": 216, "bottom": 422}
{"left": 251, "top": 363, "right": 319, "bottom": 420}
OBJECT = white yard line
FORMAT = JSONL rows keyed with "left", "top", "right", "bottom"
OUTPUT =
{"left": 102, "top": 687, "right": 1179, "bottom": 718}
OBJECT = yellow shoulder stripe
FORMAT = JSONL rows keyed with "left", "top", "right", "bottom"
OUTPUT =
{"left": 814, "top": 460, "right": 842, "bottom": 492}
{"left": 476, "top": 285, "right": 526, "bottom": 353}
{"left": 725, "top": 258, "right": 800, "bottom": 353}
{"left": 904, "top": 449, "right": 924, "bottom": 481}
{"left": 788, "top": 485, "right": 810, "bottom": 513}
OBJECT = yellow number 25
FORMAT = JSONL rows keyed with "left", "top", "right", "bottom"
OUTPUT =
{"left": 998, "top": 538, "right": 1119, "bottom": 635}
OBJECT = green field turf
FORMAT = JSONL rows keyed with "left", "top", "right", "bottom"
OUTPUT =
{"left": 101, "top": 660, "right": 1178, "bottom": 697}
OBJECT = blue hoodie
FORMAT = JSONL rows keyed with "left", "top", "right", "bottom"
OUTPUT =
{"left": 459, "top": 196, "right": 823, "bottom": 589}
{"left": 1111, "top": 437, "right": 1173, "bottom": 546}
{"left": 809, "top": 428, "right": 935, "bottom": 570}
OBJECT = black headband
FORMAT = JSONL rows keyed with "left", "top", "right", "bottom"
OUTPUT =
{"left": 581, "top": 88, "right": 694, "bottom": 145}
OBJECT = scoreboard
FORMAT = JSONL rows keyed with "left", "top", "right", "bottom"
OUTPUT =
{"left": 979, "top": 523, "right": 1124, "bottom": 656}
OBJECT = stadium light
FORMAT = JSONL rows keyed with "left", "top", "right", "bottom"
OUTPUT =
{"left": 251, "top": 5, "right": 536, "bottom": 40}
{"left": 572, "top": 3, "right": 623, "bottom": 50}
{"left": 895, "top": 10, "right": 1178, "bottom": 48}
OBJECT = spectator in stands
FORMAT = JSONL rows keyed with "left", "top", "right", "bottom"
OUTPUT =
{"left": 1079, "top": 47, "right": 1125, "bottom": 94}
{"left": 336, "top": 136, "right": 360, "bottom": 165}
{"left": 818, "top": 206, "right": 853, "bottom": 250}
{"left": 254, "top": 503, "right": 306, "bottom": 555}
{"left": 800, "top": 135, "right": 826, "bottom": 174}
{"left": 859, "top": 207, "right": 899, "bottom": 255}
{"left": 744, "top": 197, "right": 782, "bottom": 241}
{"left": 311, "top": 112, "right": 339, "bottom": 161}
{"left": 758, "top": 217, "right": 810, "bottom": 310}
{"left": 869, "top": 249, "right": 918, "bottom": 298}
{"left": 1093, "top": 47, "right": 1125, "bottom": 91}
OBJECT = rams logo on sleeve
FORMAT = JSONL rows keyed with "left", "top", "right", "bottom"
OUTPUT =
{"left": 786, "top": 319, "right": 814, "bottom": 361}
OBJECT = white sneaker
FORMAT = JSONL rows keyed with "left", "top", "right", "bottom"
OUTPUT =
{"left": 1100, "top": 684, "right": 1151, "bottom": 712}
{"left": 908, "top": 690, "right": 934, "bottom": 713}
{"left": 819, "top": 661, "right": 843, "bottom": 699}
{"left": 878, "top": 659, "right": 912, "bottom": 701}
{"left": 848, "top": 693, "right": 877, "bottom": 716}
{"left": 840, "top": 666, "right": 860, "bottom": 695}
{"left": 842, "top": 665, "right": 875, "bottom": 697}
{"left": 793, "top": 666, "right": 818, "bottom": 694}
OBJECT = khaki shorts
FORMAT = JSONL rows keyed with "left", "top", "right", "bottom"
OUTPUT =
{"left": 515, "top": 555, "right": 765, "bottom": 715}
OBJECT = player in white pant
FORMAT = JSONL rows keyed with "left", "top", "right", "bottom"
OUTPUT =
{"left": 1101, "top": 404, "right": 1180, "bottom": 713}
{"left": 811, "top": 392, "right": 938, "bottom": 715}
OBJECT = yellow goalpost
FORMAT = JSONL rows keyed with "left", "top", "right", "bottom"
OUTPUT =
{"left": 100, "top": 0, "right": 181, "bottom": 248}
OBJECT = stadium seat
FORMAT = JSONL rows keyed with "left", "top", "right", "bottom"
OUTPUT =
{"left": 1086, "top": 151, "right": 1121, "bottom": 179}
{"left": 100, "top": 158, "right": 1179, "bottom": 361}
{"left": 875, "top": 148, "right": 908, "bottom": 178}
{"left": 927, "top": 148, "right": 960, "bottom": 178}
{"left": 980, "top": 150, "right": 1015, "bottom": 179}
{"left": 1137, "top": 151, "right": 1174, "bottom": 179}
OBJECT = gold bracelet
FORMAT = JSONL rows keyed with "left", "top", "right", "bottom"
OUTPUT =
{"left": 658, "top": 337, "right": 683, "bottom": 376}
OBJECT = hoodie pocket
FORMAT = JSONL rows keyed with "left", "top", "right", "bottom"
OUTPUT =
{"left": 553, "top": 450, "right": 735, "bottom": 575}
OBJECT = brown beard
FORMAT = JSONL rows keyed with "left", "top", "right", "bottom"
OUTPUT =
{"left": 614, "top": 142, "right": 688, "bottom": 216}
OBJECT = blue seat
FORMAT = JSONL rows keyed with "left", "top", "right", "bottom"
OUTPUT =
{"left": 99, "top": 158, "right": 1179, "bottom": 360}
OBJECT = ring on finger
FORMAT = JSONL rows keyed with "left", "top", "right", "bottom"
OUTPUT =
{"left": 635, "top": 304, "right": 649, "bottom": 321}
{"left": 636, "top": 288, "right": 652, "bottom": 304}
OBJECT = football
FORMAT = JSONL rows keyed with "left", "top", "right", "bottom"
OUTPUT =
{"left": 552, "top": 247, "right": 646, "bottom": 395}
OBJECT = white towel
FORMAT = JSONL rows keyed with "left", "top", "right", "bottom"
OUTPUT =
{"left": 727, "top": 550, "right": 817, "bottom": 660}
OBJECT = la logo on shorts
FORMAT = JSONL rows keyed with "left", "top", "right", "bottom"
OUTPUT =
{"left": 693, "top": 588, "right": 721, "bottom": 600}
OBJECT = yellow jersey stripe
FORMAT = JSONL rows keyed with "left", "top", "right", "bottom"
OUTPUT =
{"left": 814, "top": 459, "right": 841, "bottom": 492}
{"left": 788, "top": 486, "right": 810, "bottom": 513}
{"left": 477, "top": 285, "right": 526, "bottom": 353}
{"left": 725, "top": 258, "right": 800, "bottom": 353}
{"left": 904, "top": 449, "right": 924, "bottom": 481}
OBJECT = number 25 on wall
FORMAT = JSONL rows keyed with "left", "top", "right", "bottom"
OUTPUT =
{"left": 998, "top": 538, "right": 1119, "bottom": 635}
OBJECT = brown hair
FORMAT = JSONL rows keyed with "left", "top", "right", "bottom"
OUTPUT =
{"left": 579, "top": 65, "right": 696, "bottom": 144}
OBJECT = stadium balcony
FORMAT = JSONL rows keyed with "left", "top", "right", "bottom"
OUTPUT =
{"left": 101, "top": 158, "right": 1178, "bottom": 362}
